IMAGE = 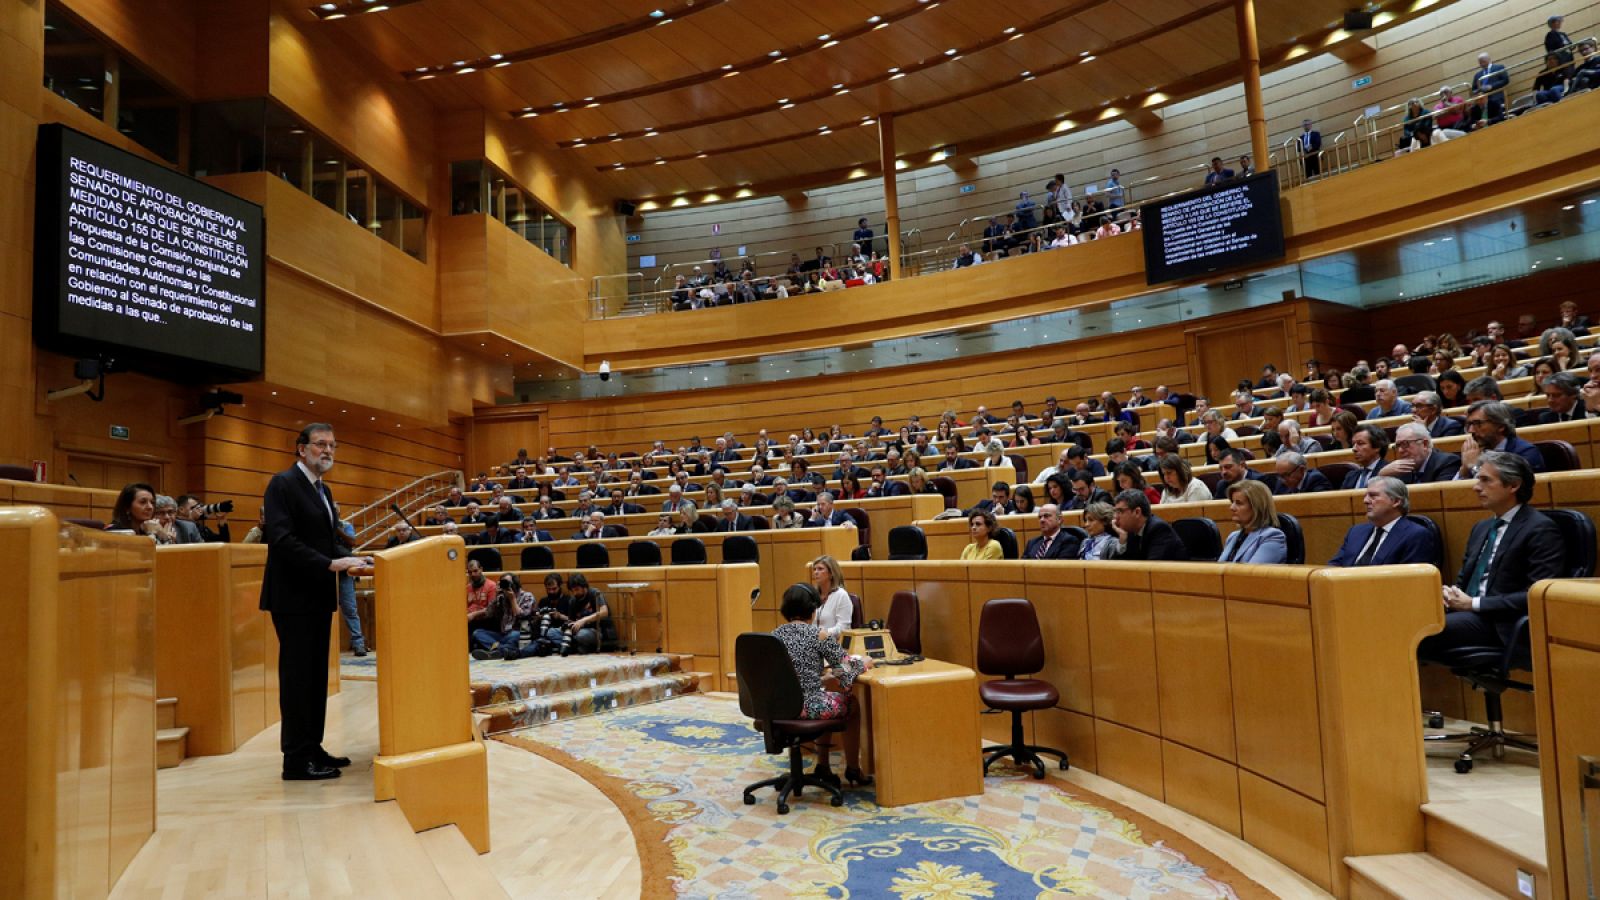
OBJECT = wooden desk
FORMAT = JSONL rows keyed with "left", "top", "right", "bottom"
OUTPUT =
{"left": 857, "top": 658, "right": 984, "bottom": 807}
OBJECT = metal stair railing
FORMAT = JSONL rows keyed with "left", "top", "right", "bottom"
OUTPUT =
{"left": 347, "top": 469, "right": 464, "bottom": 550}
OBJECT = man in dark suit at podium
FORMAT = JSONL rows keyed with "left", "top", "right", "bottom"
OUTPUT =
{"left": 260, "top": 423, "right": 370, "bottom": 781}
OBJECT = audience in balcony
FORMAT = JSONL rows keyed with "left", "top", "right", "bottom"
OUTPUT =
{"left": 1204, "top": 157, "right": 1235, "bottom": 186}
{"left": 1535, "top": 52, "right": 1571, "bottom": 104}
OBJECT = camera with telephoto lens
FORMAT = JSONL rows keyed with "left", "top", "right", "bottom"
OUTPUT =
{"left": 193, "top": 499, "right": 235, "bottom": 519}
{"left": 536, "top": 611, "right": 574, "bottom": 657}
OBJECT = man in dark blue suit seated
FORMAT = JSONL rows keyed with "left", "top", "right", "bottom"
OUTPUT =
{"left": 1538, "top": 371, "right": 1588, "bottom": 424}
{"left": 1411, "top": 391, "right": 1464, "bottom": 439}
{"left": 604, "top": 490, "right": 645, "bottom": 516}
{"left": 1328, "top": 477, "right": 1439, "bottom": 566}
{"left": 1381, "top": 422, "right": 1462, "bottom": 485}
{"left": 1066, "top": 444, "right": 1106, "bottom": 478}
{"left": 500, "top": 516, "right": 554, "bottom": 545}
{"left": 937, "top": 445, "right": 978, "bottom": 471}
{"left": 865, "top": 465, "right": 909, "bottom": 497}
{"left": 1106, "top": 490, "right": 1187, "bottom": 561}
{"left": 1064, "top": 471, "right": 1113, "bottom": 512}
{"left": 1418, "top": 452, "right": 1563, "bottom": 661}
{"left": 1341, "top": 424, "right": 1391, "bottom": 490}
{"left": 1457, "top": 400, "right": 1546, "bottom": 477}
{"left": 1273, "top": 451, "right": 1332, "bottom": 495}
{"left": 1024, "top": 505, "right": 1081, "bottom": 560}
{"left": 804, "top": 492, "right": 856, "bottom": 528}
{"left": 1211, "top": 448, "right": 1263, "bottom": 500}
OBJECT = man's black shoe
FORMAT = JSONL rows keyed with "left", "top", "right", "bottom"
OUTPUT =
{"left": 283, "top": 761, "right": 341, "bottom": 781}
{"left": 317, "top": 751, "right": 352, "bottom": 768}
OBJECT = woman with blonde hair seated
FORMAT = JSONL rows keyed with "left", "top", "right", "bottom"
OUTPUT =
{"left": 961, "top": 509, "right": 1004, "bottom": 560}
{"left": 1219, "top": 480, "right": 1287, "bottom": 564}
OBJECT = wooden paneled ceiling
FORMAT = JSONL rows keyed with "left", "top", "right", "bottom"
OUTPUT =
{"left": 307, "top": 0, "right": 1435, "bottom": 204}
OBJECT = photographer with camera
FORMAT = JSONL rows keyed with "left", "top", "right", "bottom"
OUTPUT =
{"left": 175, "top": 494, "right": 233, "bottom": 543}
{"left": 470, "top": 573, "right": 533, "bottom": 660}
{"left": 520, "top": 573, "right": 573, "bottom": 657}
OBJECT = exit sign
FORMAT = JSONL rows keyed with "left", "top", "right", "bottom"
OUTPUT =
{"left": 958, "top": 184, "right": 975, "bottom": 194}
{"left": 110, "top": 425, "right": 130, "bottom": 440}
{"left": 1351, "top": 74, "right": 1373, "bottom": 90}
{"left": 626, "top": 234, "right": 641, "bottom": 243}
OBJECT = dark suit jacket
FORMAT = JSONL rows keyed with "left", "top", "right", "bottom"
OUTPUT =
{"left": 1328, "top": 516, "right": 1436, "bottom": 567}
{"left": 1500, "top": 436, "right": 1547, "bottom": 472}
{"left": 531, "top": 508, "right": 565, "bottom": 520}
{"left": 1539, "top": 406, "right": 1589, "bottom": 425}
{"left": 505, "top": 528, "right": 554, "bottom": 544}
{"left": 259, "top": 465, "right": 342, "bottom": 615}
{"left": 1212, "top": 469, "right": 1264, "bottom": 500}
{"left": 867, "top": 481, "right": 909, "bottom": 498}
{"left": 1399, "top": 451, "right": 1462, "bottom": 485}
{"left": 1340, "top": 463, "right": 1385, "bottom": 490}
{"left": 608, "top": 502, "right": 646, "bottom": 515}
{"left": 1341, "top": 384, "right": 1375, "bottom": 403}
{"left": 715, "top": 515, "right": 753, "bottom": 532}
{"left": 1110, "top": 516, "right": 1186, "bottom": 561}
{"left": 572, "top": 525, "right": 624, "bottom": 540}
{"left": 1453, "top": 507, "right": 1564, "bottom": 644}
{"left": 1274, "top": 468, "right": 1332, "bottom": 495}
{"left": 1426, "top": 416, "right": 1465, "bottom": 439}
{"left": 805, "top": 510, "right": 854, "bottom": 528}
{"left": 1024, "top": 530, "right": 1081, "bottom": 560}
{"left": 1063, "top": 489, "right": 1113, "bottom": 511}
{"left": 938, "top": 458, "right": 979, "bottom": 471}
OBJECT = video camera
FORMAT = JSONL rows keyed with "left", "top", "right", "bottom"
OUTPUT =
{"left": 192, "top": 499, "right": 235, "bottom": 519}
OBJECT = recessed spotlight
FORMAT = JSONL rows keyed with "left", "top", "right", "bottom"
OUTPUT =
{"left": 868, "top": 15, "right": 881, "bottom": 22}
{"left": 271, "top": 390, "right": 278, "bottom": 395}
{"left": 781, "top": 102, "right": 795, "bottom": 109}
{"left": 1584, "top": 199, "right": 1596, "bottom": 206}
{"left": 888, "top": 67, "right": 900, "bottom": 73}
{"left": 1003, "top": 26, "right": 1016, "bottom": 34}
{"left": 768, "top": 50, "right": 783, "bottom": 57}
{"left": 721, "top": 64, "right": 733, "bottom": 70}
{"left": 1563, "top": 204, "right": 1576, "bottom": 210}
{"left": 817, "top": 34, "right": 830, "bottom": 40}
{"left": 944, "top": 48, "right": 958, "bottom": 55}
{"left": 649, "top": 8, "right": 664, "bottom": 16}
{"left": 822, "top": 40, "right": 838, "bottom": 48}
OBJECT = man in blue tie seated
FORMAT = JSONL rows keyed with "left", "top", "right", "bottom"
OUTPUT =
{"left": 805, "top": 492, "right": 856, "bottom": 528}
{"left": 1024, "top": 505, "right": 1081, "bottom": 560}
{"left": 1341, "top": 425, "right": 1391, "bottom": 489}
{"left": 1211, "top": 448, "right": 1264, "bottom": 500}
{"left": 1328, "top": 477, "right": 1438, "bottom": 567}
{"left": 1273, "top": 451, "right": 1332, "bottom": 495}
{"left": 1456, "top": 401, "right": 1546, "bottom": 477}
{"left": 1418, "top": 452, "right": 1563, "bottom": 661}
{"left": 506, "top": 516, "right": 554, "bottom": 545}
{"left": 1381, "top": 422, "right": 1462, "bottom": 485}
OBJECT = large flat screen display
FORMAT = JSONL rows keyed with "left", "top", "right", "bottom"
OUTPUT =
{"left": 34, "top": 124, "right": 265, "bottom": 379}
{"left": 1141, "top": 170, "right": 1285, "bottom": 286}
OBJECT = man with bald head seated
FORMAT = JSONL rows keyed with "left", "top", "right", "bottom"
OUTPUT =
{"left": 1327, "top": 477, "right": 1437, "bottom": 566}
{"left": 1273, "top": 451, "right": 1332, "bottom": 495}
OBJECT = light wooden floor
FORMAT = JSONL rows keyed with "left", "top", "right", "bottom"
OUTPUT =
{"left": 109, "top": 680, "right": 640, "bottom": 900}
{"left": 113, "top": 686, "right": 1548, "bottom": 900}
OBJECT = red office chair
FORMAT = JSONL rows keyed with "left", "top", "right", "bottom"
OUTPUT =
{"left": 976, "top": 597, "right": 1069, "bottom": 779}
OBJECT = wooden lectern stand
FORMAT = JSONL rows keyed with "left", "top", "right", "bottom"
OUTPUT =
{"left": 369, "top": 536, "right": 490, "bottom": 853}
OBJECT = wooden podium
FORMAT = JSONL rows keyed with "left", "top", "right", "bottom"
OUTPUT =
{"left": 369, "top": 536, "right": 490, "bottom": 853}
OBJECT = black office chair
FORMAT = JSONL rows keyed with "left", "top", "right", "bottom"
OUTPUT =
{"left": 722, "top": 535, "right": 759, "bottom": 564}
{"left": 547, "top": 489, "right": 566, "bottom": 502}
{"left": 611, "top": 524, "right": 630, "bottom": 538}
{"left": 1317, "top": 462, "right": 1356, "bottom": 489}
{"left": 1276, "top": 513, "right": 1305, "bottom": 565}
{"left": 467, "top": 546, "right": 502, "bottom": 571}
{"left": 887, "top": 525, "right": 929, "bottom": 560}
{"left": 576, "top": 543, "right": 610, "bottom": 569}
{"left": 1424, "top": 508, "right": 1595, "bottom": 772}
{"left": 850, "top": 545, "right": 873, "bottom": 561}
{"left": 1534, "top": 440, "right": 1581, "bottom": 473}
{"left": 735, "top": 633, "right": 847, "bottom": 814}
{"left": 844, "top": 508, "right": 871, "bottom": 550}
{"left": 1404, "top": 513, "right": 1446, "bottom": 569}
{"left": 671, "top": 538, "right": 708, "bottom": 565}
{"left": 519, "top": 545, "right": 555, "bottom": 570}
{"left": 1007, "top": 454, "right": 1030, "bottom": 483}
{"left": 1172, "top": 517, "right": 1222, "bottom": 561}
{"left": 993, "top": 527, "right": 1020, "bottom": 560}
{"left": 888, "top": 590, "right": 921, "bottom": 655}
{"left": 976, "top": 598, "right": 1069, "bottom": 779}
{"left": 627, "top": 541, "right": 662, "bottom": 567}
{"left": 749, "top": 515, "right": 770, "bottom": 530}
{"left": 932, "top": 476, "right": 959, "bottom": 509}
{"left": 1394, "top": 373, "right": 1437, "bottom": 395}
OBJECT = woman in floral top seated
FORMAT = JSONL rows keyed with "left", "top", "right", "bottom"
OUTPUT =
{"left": 772, "top": 583, "right": 875, "bottom": 786}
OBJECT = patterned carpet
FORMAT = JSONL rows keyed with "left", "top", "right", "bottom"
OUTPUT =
{"left": 497, "top": 694, "right": 1270, "bottom": 899}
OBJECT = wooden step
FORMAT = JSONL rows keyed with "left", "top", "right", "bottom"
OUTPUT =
{"left": 1346, "top": 853, "right": 1502, "bottom": 899}
{"left": 156, "top": 697, "right": 177, "bottom": 730}
{"left": 1424, "top": 800, "right": 1548, "bottom": 899}
{"left": 155, "top": 727, "right": 188, "bottom": 769}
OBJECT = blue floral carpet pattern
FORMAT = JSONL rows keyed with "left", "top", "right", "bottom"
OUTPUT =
{"left": 497, "top": 694, "right": 1268, "bottom": 899}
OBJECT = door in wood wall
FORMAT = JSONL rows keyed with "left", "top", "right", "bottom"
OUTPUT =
{"left": 1189, "top": 319, "right": 1293, "bottom": 401}
{"left": 65, "top": 453, "right": 164, "bottom": 493}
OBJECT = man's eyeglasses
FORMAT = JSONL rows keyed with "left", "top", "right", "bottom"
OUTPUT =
{"left": 1113, "top": 505, "right": 1132, "bottom": 514}
{"left": 1394, "top": 439, "right": 1425, "bottom": 449}
{"left": 1465, "top": 418, "right": 1488, "bottom": 427}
